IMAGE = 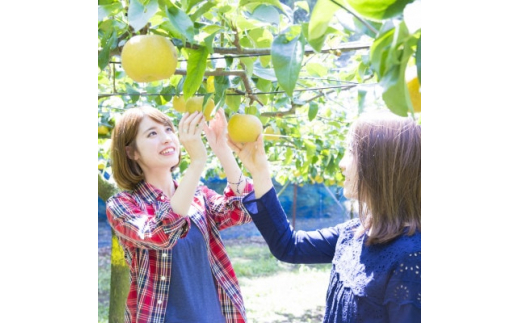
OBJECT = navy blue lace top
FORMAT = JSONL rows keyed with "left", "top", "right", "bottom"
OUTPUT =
{"left": 243, "top": 187, "right": 421, "bottom": 323}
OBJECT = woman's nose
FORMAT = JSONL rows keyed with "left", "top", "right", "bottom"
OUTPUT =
{"left": 162, "top": 132, "right": 172, "bottom": 143}
{"left": 338, "top": 158, "right": 345, "bottom": 170}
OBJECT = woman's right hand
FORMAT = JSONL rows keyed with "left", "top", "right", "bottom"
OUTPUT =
{"left": 227, "top": 134, "right": 269, "bottom": 177}
{"left": 228, "top": 134, "right": 273, "bottom": 198}
{"left": 178, "top": 112, "right": 207, "bottom": 165}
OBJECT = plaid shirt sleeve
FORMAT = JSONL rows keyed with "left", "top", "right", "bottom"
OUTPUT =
{"left": 106, "top": 191, "right": 190, "bottom": 250}
{"left": 201, "top": 177, "right": 254, "bottom": 231}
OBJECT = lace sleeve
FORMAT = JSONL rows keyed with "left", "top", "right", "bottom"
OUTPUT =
{"left": 384, "top": 251, "right": 421, "bottom": 322}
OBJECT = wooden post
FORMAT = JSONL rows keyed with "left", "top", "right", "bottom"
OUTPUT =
{"left": 98, "top": 174, "right": 129, "bottom": 323}
{"left": 108, "top": 232, "right": 130, "bottom": 323}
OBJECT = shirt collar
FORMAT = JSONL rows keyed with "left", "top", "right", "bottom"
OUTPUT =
{"left": 134, "top": 180, "right": 177, "bottom": 204}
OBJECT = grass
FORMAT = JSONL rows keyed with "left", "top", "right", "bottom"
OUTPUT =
{"left": 98, "top": 237, "right": 332, "bottom": 323}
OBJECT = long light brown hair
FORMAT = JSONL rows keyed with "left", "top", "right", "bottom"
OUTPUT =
{"left": 110, "top": 106, "right": 179, "bottom": 191}
{"left": 350, "top": 111, "right": 421, "bottom": 245}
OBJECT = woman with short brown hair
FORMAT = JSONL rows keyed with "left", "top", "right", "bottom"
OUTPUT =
{"left": 106, "top": 106, "right": 253, "bottom": 323}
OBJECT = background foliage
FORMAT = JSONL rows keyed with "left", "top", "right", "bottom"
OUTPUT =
{"left": 98, "top": 0, "right": 421, "bottom": 184}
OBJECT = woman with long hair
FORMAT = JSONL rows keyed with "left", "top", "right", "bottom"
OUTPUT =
{"left": 229, "top": 110, "right": 421, "bottom": 322}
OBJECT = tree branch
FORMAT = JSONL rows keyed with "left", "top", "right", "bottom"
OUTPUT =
{"left": 260, "top": 104, "right": 298, "bottom": 117}
{"left": 112, "top": 63, "right": 116, "bottom": 94}
{"left": 183, "top": 41, "right": 371, "bottom": 57}
{"left": 173, "top": 69, "right": 246, "bottom": 77}
{"left": 258, "top": 84, "right": 356, "bottom": 117}
{"left": 230, "top": 27, "right": 264, "bottom": 106}
{"left": 98, "top": 83, "right": 358, "bottom": 99}
{"left": 226, "top": 84, "right": 358, "bottom": 96}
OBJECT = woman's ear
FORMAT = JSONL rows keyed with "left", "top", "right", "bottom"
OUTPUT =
{"left": 125, "top": 146, "right": 137, "bottom": 160}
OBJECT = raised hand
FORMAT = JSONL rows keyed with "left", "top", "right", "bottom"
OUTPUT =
{"left": 227, "top": 133, "right": 269, "bottom": 178}
{"left": 178, "top": 112, "right": 207, "bottom": 165}
{"left": 203, "top": 108, "right": 229, "bottom": 157}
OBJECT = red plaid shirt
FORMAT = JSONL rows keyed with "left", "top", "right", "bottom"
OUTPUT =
{"left": 106, "top": 179, "right": 253, "bottom": 323}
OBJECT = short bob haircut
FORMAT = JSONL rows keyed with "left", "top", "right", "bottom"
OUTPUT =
{"left": 110, "top": 105, "right": 179, "bottom": 191}
{"left": 349, "top": 111, "right": 421, "bottom": 245}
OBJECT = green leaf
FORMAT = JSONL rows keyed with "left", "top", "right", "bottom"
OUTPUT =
{"left": 145, "top": 83, "right": 163, "bottom": 94}
{"left": 99, "top": 0, "right": 117, "bottom": 5}
{"left": 157, "top": 0, "right": 171, "bottom": 9}
{"left": 187, "top": 0, "right": 205, "bottom": 12}
{"left": 274, "top": 96, "right": 290, "bottom": 109}
{"left": 125, "top": 83, "right": 141, "bottom": 103}
{"left": 214, "top": 75, "right": 230, "bottom": 107}
{"left": 249, "top": 28, "right": 273, "bottom": 67}
{"left": 271, "top": 27, "right": 304, "bottom": 98}
{"left": 283, "top": 148, "right": 293, "bottom": 166}
{"left": 259, "top": 115, "right": 269, "bottom": 125}
{"left": 224, "top": 56, "right": 234, "bottom": 68}
{"left": 250, "top": 5, "right": 280, "bottom": 25}
{"left": 329, "top": 121, "right": 341, "bottom": 128}
{"left": 128, "top": 0, "right": 159, "bottom": 32}
{"left": 153, "top": 95, "right": 164, "bottom": 106}
{"left": 191, "top": 1, "right": 217, "bottom": 21}
{"left": 357, "top": 88, "right": 367, "bottom": 114}
{"left": 98, "top": 3, "right": 123, "bottom": 21}
{"left": 240, "top": 36, "right": 253, "bottom": 48}
{"left": 248, "top": 28, "right": 273, "bottom": 48}
{"left": 240, "top": 57, "right": 255, "bottom": 78}
{"left": 389, "top": 20, "right": 410, "bottom": 56}
{"left": 225, "top": 92, "right": 241, "bottom": 112}
{"left": 326, "top": 155, "right": 336, "bottom": 174}
{"left": 156, "top": 21, "right": 186, "bottom": 41}
{"left": 160, "top": 85, "right": 175, "bottom": 102}
{"left": 308, "top": 102, "right": 319, "bottom": 121}
{"left": 356, "top": 59, "right": 370, "bottom": 83}
{"left": 98, "top": 28, "right": 117, "bottom": 71}
{"left": 379, "top": 66, "right": 402, "bottom": 112}
{"left": 203, "top": 30, "right": 220, "bottom": 54}
{"left": 236, "top": 15, "right": 263, "bottom": 32}
{"left": 175, "top": 76, "right": 186, "bottom": 94}
{"left": 239, "top": 0, "right": 285, "bottom": 13}
{"left": 305, "top": 62, "right": 328, "bottom": 77}
{"left": 301, "top": 23, "right": 330, "bottom": 55}
{"left": 201, "top": 24, "right": 222, "bottom": 36}
{"left": 166, "top": 5, "right": 195, "bottom": 44}
{"left": 255, "top": 77, "right": 271, "bottom": 92}
{"left": 376, "top": 21, "right": 415, "bottom": 116}
{"left": 253, "top": 63, "right": 277, "bottom": 81}
{"left": 99, "top": 19, "right": 127, "bottom": 34}
{"left": 183, "top": 47, "right": 209, "bottom": 100}
{"left": 259, "top": 55, "right": 271, "bottom": 68}
{"left": 345, "top": 0, "right": 415, "bottom": 21}
{"left": 218, "top": 5, "right": 233, "bottom": 14}
{"left": 285, "top": 26, "right": 303, "bottom": 42}
{"left": 304, "top": 139, "right": 316, "bottom": 158}
{"left": 307, "top": 0, "right": 340, "bottom": 52}
{"left": 380, "top": 40, "right": 415, "bottom": 116}
{"left": 369, "top": 24, "right": 395, "bottom": 78}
